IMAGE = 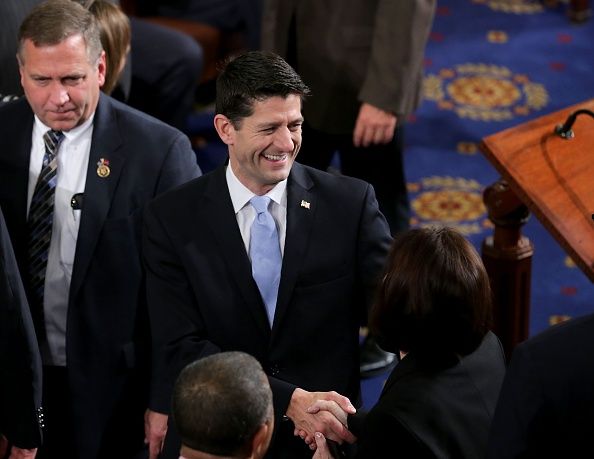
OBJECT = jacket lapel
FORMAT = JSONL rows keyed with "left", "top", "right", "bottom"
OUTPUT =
{"left": 271, "top": 163, "right": 315, "bottom": 339}
{"left": 204, "top": 166, "right": 271, "bottom": 337}
{"left": 70, "top": 95, "right": 125, "bottom": 302}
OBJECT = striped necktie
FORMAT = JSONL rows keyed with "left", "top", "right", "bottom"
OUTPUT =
{"left": 249, "top": 196, "right": 282, "bottom": 326}
{"left": 28, "top": 129, "right": 64, "bottom": 339}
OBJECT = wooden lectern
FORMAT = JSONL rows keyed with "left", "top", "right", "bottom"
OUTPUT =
{"left": 480, "top": 99, "right": 594, "bottom": 358}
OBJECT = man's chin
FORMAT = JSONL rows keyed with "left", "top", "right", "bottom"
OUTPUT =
{"left": 45, "top": 116, "right": 78, "bottom": 132}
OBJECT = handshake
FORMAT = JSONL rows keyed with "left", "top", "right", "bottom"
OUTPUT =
{"left": 286, "top": 388, "right": 358, "bottom": 458}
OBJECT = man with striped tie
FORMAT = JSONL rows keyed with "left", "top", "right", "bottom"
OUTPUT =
{"left": 0, "top": 1, "right": 201, "bottom": 458}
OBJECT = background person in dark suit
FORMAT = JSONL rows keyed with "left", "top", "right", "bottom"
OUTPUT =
{"left": 0, "top": 0, "right": 39, "bottom": 96}
{"left": 261, "top": 0, "right": 436, "bottom": 375}
{"left": 0, "top": 1, "right": 200, "bottom": 458}
{"left": 0, "top": 205, "right": 42, "bottom": 459}
{"left": 310, "top": 227, "right": 506, "bottom": 458}
{"left": 488, "top": 312, "right": 594, "bottom": 458}
{"left": 143, "top": 51, "right": 392, "bottom": 458}
{"left": 172, "top": 352, "right": 274, "bottom": 459}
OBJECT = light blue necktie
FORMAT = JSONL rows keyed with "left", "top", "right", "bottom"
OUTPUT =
{"left": 249, "top": 196, "right": 282, "bottom": 326}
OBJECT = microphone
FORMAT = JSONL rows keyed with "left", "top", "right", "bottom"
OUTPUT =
{"left": 70, "top": 193, "right": 84, "bottom": 210}
{"left": 554, "top": 108, "right": 594, "bottom": 139}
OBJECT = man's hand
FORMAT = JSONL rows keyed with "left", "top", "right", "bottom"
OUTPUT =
{"left": 144, "top": 409, "right": 168, "bottom": 459}
{"left": 286, "top": 389, "right": 356, "bottom": 447}
{"left": 307, "top": 399, "right": 353, "bottom": 429}
{"left": 353, "top": 102, "right": 397, "bottom": 148}
{"left": 312, "top": 432, "right": 335, "bottom": 459}
{"left": 296, "top": 399, "right": 359, "bottom": 448}
{"left": 8, "top": 446, "right": 38, "bottom": 459}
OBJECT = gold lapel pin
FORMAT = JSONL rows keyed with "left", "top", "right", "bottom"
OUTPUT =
{"left": 300, "top": 200, "right": 310, "bottom": 209}
{"left": 96, "top": 158, "right": 110, "bottom": 178}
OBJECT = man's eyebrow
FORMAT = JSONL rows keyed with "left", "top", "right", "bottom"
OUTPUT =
{"left": 254, "top": 115, "right": 304, "bottom": 131}
{"left": 255, "top": 121, "right": 281, "bottom": 130}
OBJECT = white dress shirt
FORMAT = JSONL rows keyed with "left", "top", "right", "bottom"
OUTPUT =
{"left": 225, "top": 163, "right": 287, "bottom": 257}
{"left": 28, "top": 115, "right": 93, "bottom": 365}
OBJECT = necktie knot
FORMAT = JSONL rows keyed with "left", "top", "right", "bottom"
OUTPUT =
{"left": 43, "top": 130, "right": 64, "bottom": 163}
{"left": 250, "top": 195, "right": 271, "bottom": 215}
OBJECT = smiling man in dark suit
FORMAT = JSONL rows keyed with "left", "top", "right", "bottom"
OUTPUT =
{"left": 143, "top": 51, "right": 392, "bottom": 459}
{"left": 0, "top": 1, "right": 200, "bottom": 458}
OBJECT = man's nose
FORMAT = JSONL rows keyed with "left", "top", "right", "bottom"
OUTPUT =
{"left": 273, "top": 127, "right": 294, "bottom": 151}
{"left": 49, "top": 83, "right": 69, "bottom": 106}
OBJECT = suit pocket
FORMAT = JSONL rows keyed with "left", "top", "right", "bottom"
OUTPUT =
{"left": 295, "top": 270, "right": 351, "bottom": 291}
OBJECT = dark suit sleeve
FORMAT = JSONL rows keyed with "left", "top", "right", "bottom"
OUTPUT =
{"left": 143, "top": 202, "right": 218, "bottom": 413}
{"left": 155, "top": 132, "right": 202, "bottom": 194}
{"left": 487, "top": 344, "right": 545, "bottom": 459}
{"left": 0, "top": 207, "right": 43, "bottom": 449}
{"left": 357, "top": 183, "right": 393, "bottom": 312}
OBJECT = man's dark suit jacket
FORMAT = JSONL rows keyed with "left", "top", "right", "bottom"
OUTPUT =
{"left": 0, "top": 94, "right": 200, "bottom": 458}
{"left": 143, "top": 162, "right": 392, "bottom": 458}
{"left": 488, "top": 313, "right": 594, "bottom": 458}
{"left": 350, "top": 331, "right": 505, "bottom": 458}
{"left": 0, "top": 206, "right": 42, "bottom": 449}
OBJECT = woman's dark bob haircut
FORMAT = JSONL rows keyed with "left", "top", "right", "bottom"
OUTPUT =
{"left": 370, "top": 226, "right": 492, "bottom": 359}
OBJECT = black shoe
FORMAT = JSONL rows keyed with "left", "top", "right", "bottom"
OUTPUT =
{"left": 359, "top": 335, "right": 396, "bottom": 378}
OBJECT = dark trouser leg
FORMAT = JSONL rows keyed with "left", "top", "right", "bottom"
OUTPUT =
{"left": 339, "top": 123, "right": 410, "bottom": 235}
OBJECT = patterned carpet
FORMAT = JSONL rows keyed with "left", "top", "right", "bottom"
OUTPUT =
{"left": 360, "top": 0, "right": 594, "bottom": 408}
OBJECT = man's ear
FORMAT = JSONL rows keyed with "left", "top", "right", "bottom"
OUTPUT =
{"left": 248, "top": 419, "right": 274, "bottom": 459}
{"left": 213, "top": 114, "right": 236, "bottom": 146}
{"left": 97, "top": 50, "right": 107, "bottom": 88}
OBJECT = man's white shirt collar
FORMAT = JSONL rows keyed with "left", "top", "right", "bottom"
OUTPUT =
{"left": 33, "top": 113, "right": 95, "bottom": 142}
{"left": 226, "top": 162, "right": 287, "bottom": 213}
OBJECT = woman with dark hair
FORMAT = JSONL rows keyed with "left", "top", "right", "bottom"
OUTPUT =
{"left": 310, "top": 226, "right": 506, "bottom": 458}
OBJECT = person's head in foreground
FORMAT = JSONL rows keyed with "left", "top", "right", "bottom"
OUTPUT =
{"left": 213, "top": 50, "right": 310, "bottom": 196}
{"left": 172, "top": 351, "right": 274, "bottom": 459}
{"left": 371, "top": 226, "right": 493, "bottom": 364}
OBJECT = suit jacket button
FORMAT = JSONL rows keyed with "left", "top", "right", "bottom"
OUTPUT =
{"left": 270, "top": 364, "right": 280, "bottom": 376}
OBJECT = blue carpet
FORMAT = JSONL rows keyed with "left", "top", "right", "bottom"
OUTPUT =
{"left": 361, "top": 0, "right": 594, "bottom": 409}
{"left": 190, "top": 0, "right": 594, "bottom": 409}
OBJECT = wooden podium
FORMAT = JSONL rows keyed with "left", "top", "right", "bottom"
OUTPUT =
{"left": 480, "top": 99, "right": 594, "bottom": 358}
